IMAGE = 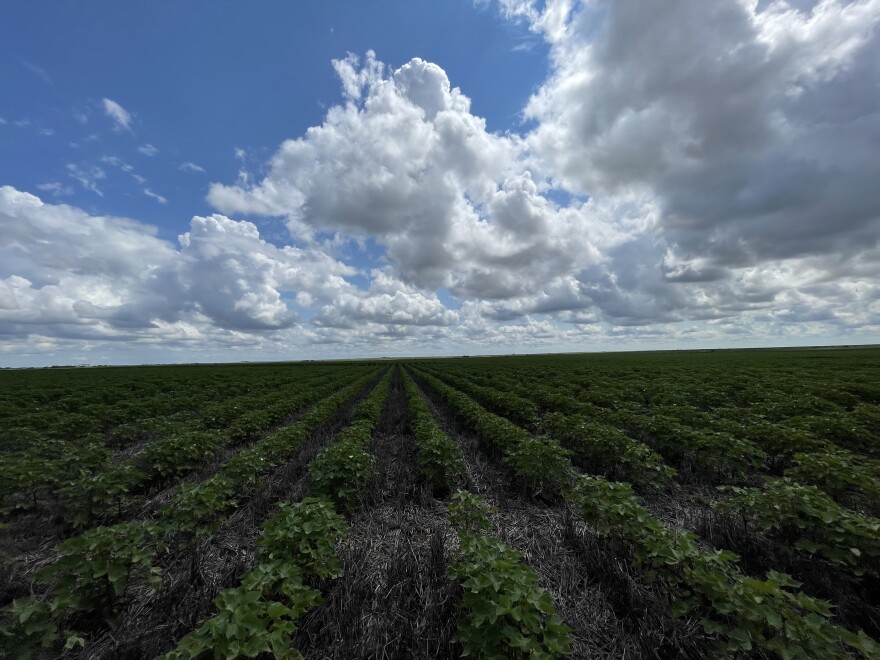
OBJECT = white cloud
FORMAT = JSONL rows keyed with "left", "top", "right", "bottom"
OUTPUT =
{"left": 179, "top": 161, "right": 206, "bottom": 173}
{"left": 0, "top": 188, "right": 359, "bottom": 341}
{"left": 101, "top": 98, "right": 134, "bottom": 133}
{"left": 198, "top": 41, "right": 880, "bottom": 352}
{"left": 207, "top": 53, "right": 601, "bottom": 305}
{"left": 143, "top": 188, "right": 168, "bottom": 204}
{"left": 66, "top": 164, "right": 106, "bottom": 196}
{"left": 101, "top": 155, "right": 135, "bottom": 173}
{"left": 315, "top": 270, "right": 459, "bottom": 328}
{"left": 137, "top": 143, "right": 159, "bottom": 156}
{"left": 6, "top": 3, "right": 880, "bottom": 363}
{"left": 521, "top": 0, "right": 880, "bottom": 273}
{"left": 20, "top": 59, "right": 52, "bottom": 85}
{"left": 35, "top": 182, "right": 74, "bottom": 197}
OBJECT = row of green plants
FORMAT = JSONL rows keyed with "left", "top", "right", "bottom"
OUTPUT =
{"left": 0, "top": 368, "right": 339, "bottom": 488}
{"left": 419, "top": 370, "right": 540, "bottom": 430}
{"left": 539, "top": 412, "right": 675, "bottom": 489}
{"left": 160, "top": 369, "right": 385, "bottom": 535}
{"left": 717, "top": 477, "right": 880, "bottom": 577}
{"left": 424, "top": 365, "right": 675, "bottom": 490}
{"left": 413, "top": 366, "right": 880, "bottom": 658}
{"left": 402, "top": 368, "right": 575, "bottom": 657}
{"left": 411, "top": 369, "right": 570, "bottom": 501}
{"left": 0, "top": 368, "right": 384, "bottom": 657}
{"left": 157, "top": 368, "right": 394, "bottom": 658}
{"left": 57, "top": 371, "right": 354, "bottom": 531}
{"left": 0, "top": 364, "right": 329, "bottom": 450}
{"left": 571, "top": 475, "right": 880, "bottom": 659}
{"left": 307, "top": 370, "right": 392, "bottom": 510}
{"left": 446, "top": 490, "right": 572, "bottom": 658}
{"left": 162, "top": 497, "right": 345, "bottom": 660}
{"left": 401, "top": 370, "right": 463, "bottom": 495}
{"left": 448, "top": 365, "right": 880, "bottom": 513}
{"left": 431, "top": 366, "right": 764, "bottom": 485}
{"left": 0, "top": 370, "right": 355, "bottom": 523}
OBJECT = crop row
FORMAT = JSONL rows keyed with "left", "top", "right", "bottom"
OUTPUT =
{"left": 0, "top": 368, "right": 384, "bottom": 656}
{"left": 401, "top": 369, "right": 463, "bottom": 495}
{"left": 432, "top": 365, "right": 880, "bottom": 515}
{"left": 404, "top": 369, "right": 572, "bottom": 657}
{"left": 0, "top": 368, "right": 362, "bottom": 525}
{"left": 0, "top": 364, "right": 335, "bottom": 449}
{"left": 420, "top": 367, "right": 674, "bottom": 490}
{"left": 159, "top": 368, "right": 394, "bottom": 658}
{"left": 411, "top": 366, "right": 879, "bottom": 658}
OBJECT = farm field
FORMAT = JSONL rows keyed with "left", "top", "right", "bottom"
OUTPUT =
{"left": 1, "top": 348, "right": 879, "bottom": 659}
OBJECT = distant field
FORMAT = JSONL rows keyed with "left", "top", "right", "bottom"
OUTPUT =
{"left": 1, "top": 348, "right": 879, "bottom": 658}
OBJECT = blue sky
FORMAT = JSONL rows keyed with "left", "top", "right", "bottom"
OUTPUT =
{"left": 2, "top": 1, "right": 880, "bottom": 366}
{"left": 1, "top": 1, "right": 546, "bottom": 241}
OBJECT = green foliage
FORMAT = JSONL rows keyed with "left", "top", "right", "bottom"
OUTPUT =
{"left": 717, "top": 478, "right": 880, "bottom": 575}
{"left": 39, "top": 521, "right": 163, "bottom": 620}
{"left": 308, "top": 423, "right": 375, "bottom": 510}
{"left": 540, "top": 413, "right": 675, "bottom": 488}
{"left": 416, "top": 371, "right": 530, "bottom": 454}
{"left": 0, "top": 596, "right": 59, "bottom": 657}
{"left": 160, "top": 496, "right": 347, "bottom": 659}
{"left": 502, "top": 437, "right": 572, "bottom": 500}
{"left": 59, "top": 462, "right": 146, "bottom": 528}
{"left": 161, "top": 564, "right": 319, "bottom": 660}
{"left": 0, "top": 439, "right": 109, "bottom": 511}
{"left": 257, "top": 498, "right": 346, "bottom": 579}
{"left": 570, "top": 475, "right": 879, "bottom": 659}
{"left": 430, "top": 371, "right": 540, "bottom": 429}
{"left": 161, "top": 475, "right": 238, "bottom": 535}
{"left": 446, "top": 492, "right": 571, "bottom": 658}
{"left": 403, "top": 370, "right": 463, "bottom": 495}
{"left": 140, "top": 430, "right": 222, "bottom": 480}
{"left": 786, "top": 449, "right": 880, "bottom": 510}
{"left": 447, "top": 490, "right": 494, "bottom": 534}
{"left": 306, "top": 371, "right": 391, "bottom": 509}
{"left": 629, "top": 414, "right": 766, "bottom": 481}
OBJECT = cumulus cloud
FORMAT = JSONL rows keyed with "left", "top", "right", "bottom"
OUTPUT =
{"left": 0, "top": 187, "right": 470, "bottom": 357}
{"left": 315, "top": 270, "right": 459, "bottom": 328}
{"left": 6, "top": 2, "right": 880, "bottom": 363}
{"left": 0, "top": 188, "right": 341, "bottom": 338}
{"left": 199, "top": 33, "right": 880, "bottom": 351}
{"left": 521, "top": 0, "right": 880, "bottom": 272}
{"left": 137, "top": 143, "right": 159, "bottom": 156}
{"left": 207, "top": 52, "right": 606, "bottom": 308}
{"left": 101, "top": 98, "right": 133, "bottom": 132}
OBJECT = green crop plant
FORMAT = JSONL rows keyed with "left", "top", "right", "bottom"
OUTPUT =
{"left": 540, "top": 413, "right": 675, "bottom": 488}
{"left": 403, "top": 369, "right": 463, "bottom": 495}
{"left": 786, "top": 449, "right": 880, "bottom": 511}
{"left": 308, "top": 422, "right": 375, "bottom": 510}
{"left": 160, "top": 498, "right": 345, "bottom": 659}
{"left": 40, "top": 521, "right": 164, "bottom": 620}
{"left": 446, "top": 491, "right": 571, "bottom": 658}
{"left": 59, "top": 462, "right": 146, "bottom": 528}
{"left": 570, "top": 475, "right": 879, "bottom": 658}
{"left": 501, "top": 437, "right": 572, "bottom": 500}
{"left": 717, "top": 478, "right": 880, "bottom": 575}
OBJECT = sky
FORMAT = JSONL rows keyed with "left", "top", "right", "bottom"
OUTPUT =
{"left": 1, "top": 0, "right": 879, "bottom": 366}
